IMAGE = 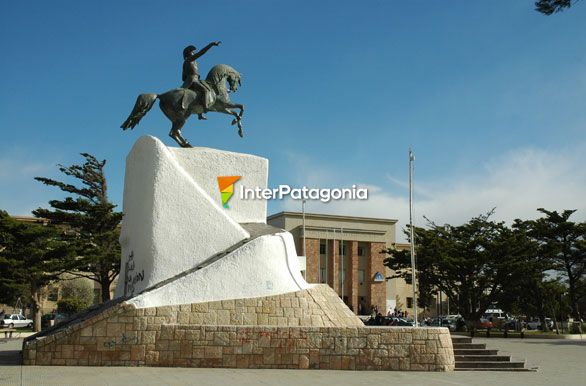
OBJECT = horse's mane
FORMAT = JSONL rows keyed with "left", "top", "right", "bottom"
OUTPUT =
{"left": 205, "top": 64, "right": 240, "bottom": 85}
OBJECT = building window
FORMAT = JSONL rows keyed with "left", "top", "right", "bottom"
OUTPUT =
{"left": 406, "top": 297, "right": 413, "bottom": 309}
{"left": 358, "top": 269, "right": 365, "bottom": 285}
{"left": 319, "top": 243, "right": 326, "bottom": 255}
{"left": 357, "top": 246, "right": 364, "bottom": 256}
{"left": 338, "top": 242, "right": 346, "bottom": 256}
{"left": 320, "top": 268, "right": 327, "bottom": 283}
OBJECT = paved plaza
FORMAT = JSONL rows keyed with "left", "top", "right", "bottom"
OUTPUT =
{"left": 0, "top": 337, "right": 584, "bottom": 385}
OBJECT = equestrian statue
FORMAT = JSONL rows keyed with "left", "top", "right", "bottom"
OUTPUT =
{"left": 121, "top": 41, "right": 245, "bottom": 148}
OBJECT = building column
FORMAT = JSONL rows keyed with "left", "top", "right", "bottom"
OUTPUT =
{"left": 368, "top": 242, "right": 387, "bottom": 314}
{"left": 327, "top": 239, "right": 339, "bottom": 294}
{"left": 347, "top": 241, "right": 359, "bottom": 313}
{"left": 304, "top": 238, "right": 320, "bottom": 283}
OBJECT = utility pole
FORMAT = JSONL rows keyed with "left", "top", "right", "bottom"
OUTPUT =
{"left": 409, "top": 148, "right": 418, "bottom": 327}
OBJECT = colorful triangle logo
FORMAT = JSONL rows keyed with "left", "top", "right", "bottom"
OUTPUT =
{"left": 217, "top": 176, "right": 241, "bottom": 208}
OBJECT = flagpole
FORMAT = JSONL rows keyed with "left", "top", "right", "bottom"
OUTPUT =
{"left": 409, "top": 148, "right": 418, "bottom": 327}
{"left": 341, "top": 227, "right": 344, "bottom": 304}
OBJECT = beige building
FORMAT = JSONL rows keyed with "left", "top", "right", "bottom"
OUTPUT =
{"left": 267, "top": 211, "right": 419, "bottom": 317}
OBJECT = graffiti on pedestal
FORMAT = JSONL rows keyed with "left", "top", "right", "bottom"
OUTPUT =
{"left": 123, "top": 251, "right": 144, "bottom": 296}
{"left": 103, "top": 333, "right": 138, "bottom": 348}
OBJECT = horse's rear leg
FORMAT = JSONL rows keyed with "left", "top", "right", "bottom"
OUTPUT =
{"left": 169, "top": 120, "right": 192, "bottom": 148}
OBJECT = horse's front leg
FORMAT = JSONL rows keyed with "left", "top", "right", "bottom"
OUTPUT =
{"left": 232, "top": 103, "right": 244, "bottom": 118}
{"left": 231, "top": 103, "right": 244, "bottom": 118}
{"left": 221, "top": 101, "right": 244, "bottom": 118}
{"left": 217, "top": 108, "right": 244, "bottom": 138}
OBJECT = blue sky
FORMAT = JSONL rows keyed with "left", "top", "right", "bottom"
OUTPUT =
{"left": 1, "top": 1, "right": 585, "bottom": 237}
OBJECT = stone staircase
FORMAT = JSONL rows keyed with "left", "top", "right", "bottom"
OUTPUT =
{"left": 451, "top": 336, "right": 536, "bottom": 371}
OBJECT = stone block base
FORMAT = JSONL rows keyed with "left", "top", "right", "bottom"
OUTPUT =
{"left": 24, "top": 324, "right": 453, "bottom": 371}
{"left": 22, "top": 286, "right": 454, "bottom": 370}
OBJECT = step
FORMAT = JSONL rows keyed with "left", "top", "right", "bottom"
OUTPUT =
{"left": 455, "top": 361, "right": 526, "bottom": 369}
{"left": 456, "top": 368, "right": 537, "bottom": 372}
{"left": 454, "top": 349, "right": 499, "bottom": 356}
{"left": 455, "top": 355, "right": 511, "bottom": 362}
{"left": 450, "top": 336, "right": 472, "bottom": 344}
{"left": 452, "top": 343, "right": 486, "bottom": 350}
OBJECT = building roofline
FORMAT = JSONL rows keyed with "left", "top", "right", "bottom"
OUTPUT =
{"left": 10, "top": 215, "right": 50, "bottom": 224}
{"left": 267, "top": 211, "right": 398, "bottom": 225}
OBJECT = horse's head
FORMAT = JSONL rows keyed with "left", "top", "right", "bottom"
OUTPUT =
{"left": 226, "top": 72, "right": 242, "bottom": 93}
{"left": 206, "top": 64, "right": 241, "bottom": 94}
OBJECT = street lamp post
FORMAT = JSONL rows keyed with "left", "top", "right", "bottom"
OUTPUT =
{"left": 302, "top": 199, "right": 307, "bottom": 280}
{"left": 561, "top": 292, "right": 566, "bottom": 334}
{"left": 409, "top": 148, "right": 418, "bottom": 327}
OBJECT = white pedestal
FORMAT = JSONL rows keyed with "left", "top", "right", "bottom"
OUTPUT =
{"left": 115, "top": 136, "right": 309, "bottom": 307}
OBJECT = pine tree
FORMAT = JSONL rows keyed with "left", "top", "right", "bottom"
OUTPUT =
{"left": 535, "top": 0, "right": 574, "bottom": 15}
{"left": 522, "top": 209, "right": 586, "bottom": 321}
{"left": 33, "top": 153, "right": 123, "bottom": 302}
{"left": 0, "top": 211, "right": 74, "bottom": 331}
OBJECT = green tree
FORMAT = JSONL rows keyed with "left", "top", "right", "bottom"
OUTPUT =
{"left": 0, "top": 211, "right": 74, "bottom": 331}
{"left": 60, "top": 277, "right": 95, "bottom": 304}
{"left": 58, "top": 277, "right": 95, "bottom": 314}
{"left": 535, "top": 0, "right": 575, "bottom": 15}
{"left": 34, "top": 153, "right": 123, "bottom": 302}
{"left": 385, "top": 211, "right": 535, "bottom": 333}
{"left": 521, "top": 209, "right": 586, "bottom": 321}
{"left": 498, "top": 272, "right": 565, "bottom": 332}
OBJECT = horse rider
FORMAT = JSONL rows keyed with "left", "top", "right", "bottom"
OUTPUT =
{"left": 181, "top": 41, "right": 221, "bottom": 119}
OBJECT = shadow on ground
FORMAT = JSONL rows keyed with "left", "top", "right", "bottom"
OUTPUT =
{"left": 0, "top": 339, "right": 22, "bottom": 365}
{"left": 521, "top": 339, "right": 585, "bottom": 346}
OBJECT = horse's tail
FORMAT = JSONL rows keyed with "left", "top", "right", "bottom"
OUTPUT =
{"left": 121, "top": 93, "right": 158, "bottom": 130}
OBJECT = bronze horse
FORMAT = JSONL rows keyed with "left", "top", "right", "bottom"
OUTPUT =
{"left": 121, "top": 64, "right": 244, "bottom": 147}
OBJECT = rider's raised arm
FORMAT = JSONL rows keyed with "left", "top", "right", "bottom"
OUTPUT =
{"left": 190, "top": 41, "right": 220, "bottom": 61}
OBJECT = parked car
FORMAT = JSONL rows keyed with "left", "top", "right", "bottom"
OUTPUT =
{"left": 501, "top": 318, "right": 521, "bottom": 331}
{"left": 427, "top": 317, "right": 457, "bottom": 331}
{"left": 41, "top": 313, "right": 68, "bottom": 329}
{"left": 526, "top": 318, "right": 554, "bottom": 330}
{"left": 362, "top": 315, "right": 415, "bottom": 326}
{"left": 476, "top": 318, "right": 493, "bottom": 329}
{"left": 483, "top": 308, "right": 511, "bottom": 321}
{"left": 1, "top": 313, "right": 33, "bottom": 328}
{"left": 388, "top": 317, "right": 415, "bottom": 327}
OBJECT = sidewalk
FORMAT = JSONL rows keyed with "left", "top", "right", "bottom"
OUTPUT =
{"left": 1, "top": 337, "right": 584, "bottom": 385}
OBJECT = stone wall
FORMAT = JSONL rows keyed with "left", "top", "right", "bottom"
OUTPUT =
{"left": 148, "top": 285, "right": 363, "bottom": 328}
{"left": 22, "top": 285, "right": 454, "bottom": 370}
{"left": 24, "top": 322, "right": 453, "bottom": 371}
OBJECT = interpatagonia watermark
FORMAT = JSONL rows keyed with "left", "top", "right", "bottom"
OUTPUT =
{"left": 239, "top": 184, "right": 368, "bottom": 203}
{"left": 217, "top": 176, "right": 241, "bottom": 208}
